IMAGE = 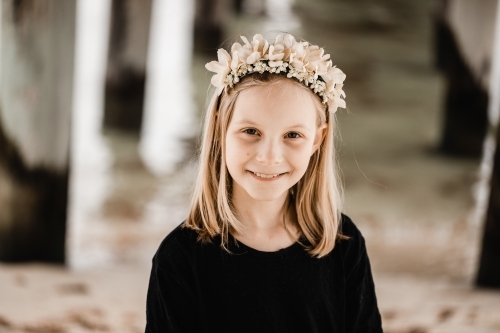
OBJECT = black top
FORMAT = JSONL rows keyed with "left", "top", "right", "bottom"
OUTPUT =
{"left": 145, "top": 215, "right": 383, "bottom": 333}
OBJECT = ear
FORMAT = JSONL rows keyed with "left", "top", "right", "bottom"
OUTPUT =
{"left": 311, "top": 123, "right": 327, "bottom": 155}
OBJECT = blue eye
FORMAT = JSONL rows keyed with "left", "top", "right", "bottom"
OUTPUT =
{"left": 244, "top": 128, "right": 258, "bottom": 135}
{"left": 286, "top": 132, "right": 300, "bottom": 139}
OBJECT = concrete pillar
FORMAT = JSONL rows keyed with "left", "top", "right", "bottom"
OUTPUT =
{"left": 0, "top": 0, "right": 76, "bottom": 263}
{"left": 103, "top": 0, "right": 152, "bottom": 132}
{"left": 476, "top": 0, "right": 500, "bottom": 288}
{"left": 435, "top": 0, "right": 496, "bottom": 157}
{"left": 194, "top": 0, "right": 228, "bottom": 52}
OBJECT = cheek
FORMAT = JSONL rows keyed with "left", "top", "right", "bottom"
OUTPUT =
{"left": 225, "top": 139, "right": 236, "bottom": 166}
{"left": 226, "top": 137, "right": 239, "bottom": 155}
{"left": 225, "top": 135, "right": 251, "bottom": 170}
{"left": 288, "top": 143, "right": 314, "bottom": 169}
{"left": 226, "top": 135, "right": 253, "bottom": 154}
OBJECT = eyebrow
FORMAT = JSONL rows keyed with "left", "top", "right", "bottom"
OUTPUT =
{"left": 234, "top": 119, "right": 308, "bottom": 129}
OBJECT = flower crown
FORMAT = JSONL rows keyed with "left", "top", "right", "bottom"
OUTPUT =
{"left": 205, "top": 34, "right": 346, "bottom": 112}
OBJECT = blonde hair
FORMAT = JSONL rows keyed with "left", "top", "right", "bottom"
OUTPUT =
{"left": 185, "top": 73, "right": 345, "bottom": 257}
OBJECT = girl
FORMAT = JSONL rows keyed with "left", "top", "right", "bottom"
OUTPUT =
{"left": 145, "top": 33, "right": 383, "bottom": 333}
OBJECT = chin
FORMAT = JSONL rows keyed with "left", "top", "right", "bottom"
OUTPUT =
{"left": 245, "top": 188, "right": 289, "bottom": 202}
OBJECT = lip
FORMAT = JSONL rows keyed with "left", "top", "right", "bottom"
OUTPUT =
{"left": 248, "top": 170, "right": 287, "bottom": 181}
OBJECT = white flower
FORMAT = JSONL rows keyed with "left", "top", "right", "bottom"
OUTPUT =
{"left": 231, "top": 43, "right": 253, "bottom": 65}
{"left": 238, "top": 35, "right": 268, "bottom": 64}
{"left": 268, "top": 44, "right": 285, "bottom": 67}
{"left": 289, "top": 41, "right": 307, "bottom": 71}
{"left": 330, "top": 66, "right": 347, "bottom": 84}
{"left": 244, "top": 34, "right": 269, "bottom": 55}
{"left": 205, "top": 33, "right": 347, "bottom": 112}
{"left": 316, "top": 59, "right": 331, "bottom": 78}
{"left": 324, "top": 66, "right": 346, "bottom": 93}
{"left": 305, "top": 45, "right": 328, "bottom": 78}
{"left": 205, "top": 49, "right": 232, "bottom": 95}
{"left": 275, "top": 34, "right": 296, "bottom": 49}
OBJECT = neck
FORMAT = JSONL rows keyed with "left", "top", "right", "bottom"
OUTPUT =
{"left": 236, "top": 199, "right": 288, "bottom": 230}
{"left": 231, "top": 184, "right": 298, "bottom": 251}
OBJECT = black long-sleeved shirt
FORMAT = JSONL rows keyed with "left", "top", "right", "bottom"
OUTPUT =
{"left": 145, "top": 215, "right": 383, "bottom": 332}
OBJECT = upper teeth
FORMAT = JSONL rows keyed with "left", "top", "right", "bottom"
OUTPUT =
{"left": 253, "top": 172, "right": 281, "bottom": 178}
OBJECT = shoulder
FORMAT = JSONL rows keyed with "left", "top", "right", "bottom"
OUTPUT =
{"left": 152, "top": 222, "right": 201, "bottom": 268}
{"left": 336, "top": 214, "right": 368, "bottom": 267}
{"left": 337, "top": 215, "right": 383, "bottom": 331}
{"left": 338, "top": 214, "right": 365, "bottom": 243}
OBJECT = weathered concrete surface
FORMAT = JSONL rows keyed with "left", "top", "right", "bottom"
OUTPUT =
{"left": 0, "top": 0, "right": 76, "bottom": 262}
{"left": 103, "top": 0, "right": 153, "bottom": 132}
{"left": 475, "top": 0, "right": 500, "bottom": 288}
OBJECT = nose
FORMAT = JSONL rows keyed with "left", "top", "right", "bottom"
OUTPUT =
{"left": 255, "top": 138, "right": 283, "bottom": 165}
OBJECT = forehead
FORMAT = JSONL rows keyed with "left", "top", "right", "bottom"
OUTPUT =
{"left": 231, "top": 81, "right": 320, "bottom": 128}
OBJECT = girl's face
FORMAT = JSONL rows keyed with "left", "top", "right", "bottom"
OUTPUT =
{"left": 225, "top": 80, "right": 326, "bottom": 203}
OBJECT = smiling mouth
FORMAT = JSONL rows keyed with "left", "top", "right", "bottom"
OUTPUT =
{"left": 249, "top": 171, "right": 286, "bottom": 179}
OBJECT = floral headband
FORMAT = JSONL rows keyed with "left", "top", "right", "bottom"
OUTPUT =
{"left": 205, "top": 34, "right": 346, "bottom": 112}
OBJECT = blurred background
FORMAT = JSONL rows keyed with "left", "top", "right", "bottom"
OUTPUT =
{"left": 1, "top": 0, "right": 500, "bottom": 332}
